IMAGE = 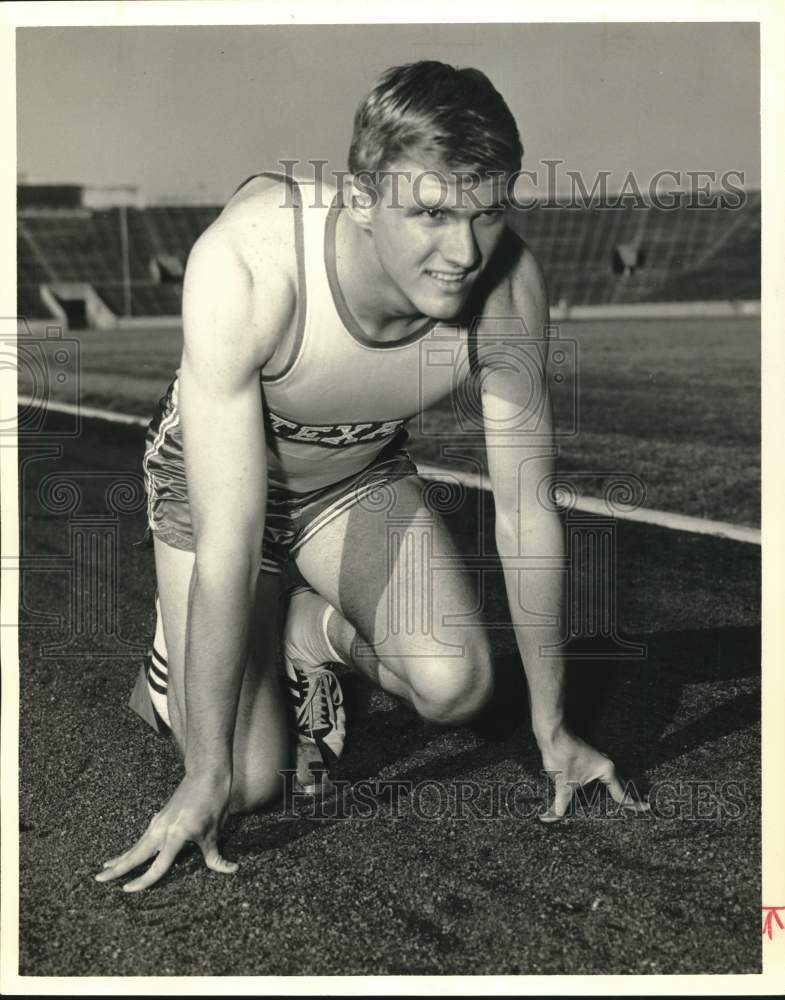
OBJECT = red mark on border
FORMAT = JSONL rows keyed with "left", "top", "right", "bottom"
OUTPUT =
{"left": 762, "top": 906, "right": 785, "bottom": 939}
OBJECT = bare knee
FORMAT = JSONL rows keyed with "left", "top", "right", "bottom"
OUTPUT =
{"left": 167, "top": 736, "right": 288, "bottom": 816}
{"left": 409, "top": 648, "right": 493, "bottom": 725}
{"left": 164, "top": 737, "right": 286, "bottom": 814}
{"left": 229, "top": 757, "right": 290, "bottom": 814}
{"left": 228, "top": 705, "right": 291, "bottom": 814}
{"left": 229, "top": 781, "right": 279, "bottom": 816}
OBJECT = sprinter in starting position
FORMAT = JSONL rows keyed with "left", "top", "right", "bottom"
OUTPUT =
{"left": 97, "top": 61, "right": 646, "bottom": 893}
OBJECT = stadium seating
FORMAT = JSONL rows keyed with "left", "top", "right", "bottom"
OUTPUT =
{"left": 515, "top": 192, "right": 761, "bottom": 306}
{"left": 17, "top": 194, "right": 760, "bottom": 320}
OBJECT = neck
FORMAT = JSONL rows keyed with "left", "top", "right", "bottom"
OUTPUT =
{"left": 335, "top": 209, "right": 428, "bottom": 341}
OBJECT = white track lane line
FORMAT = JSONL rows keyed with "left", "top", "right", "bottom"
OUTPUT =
{"left": 18, "top": 396, "right": 148, "bottom": 427}
{"left": 18, "top": 396, "right": 761, "bottom": 546}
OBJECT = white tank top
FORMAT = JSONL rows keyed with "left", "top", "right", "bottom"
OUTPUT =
{"left": 261, "top": 178, "right": 472, "bottom": 492}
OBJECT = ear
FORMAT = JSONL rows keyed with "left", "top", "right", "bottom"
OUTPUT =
{"left": 343, "top": 172, "right": 378, "bottom": 232}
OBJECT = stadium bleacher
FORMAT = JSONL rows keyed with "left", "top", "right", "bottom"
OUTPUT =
{"left": 515, "top": 192, "right": 761, "bottom": 306}
{"left": 16, "top": 189, "right": 761, "bottom": 321}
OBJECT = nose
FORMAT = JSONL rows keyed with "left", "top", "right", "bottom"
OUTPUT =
{"left": 440, "top": 220, "right": 480, "bottom": 270}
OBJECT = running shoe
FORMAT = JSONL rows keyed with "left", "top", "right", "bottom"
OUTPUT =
{"left": 285, "top": 655, "right": 346, "bottom": 794}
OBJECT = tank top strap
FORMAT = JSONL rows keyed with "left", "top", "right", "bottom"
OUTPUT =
{"left": 298, "top": 182, "right": 339, "bottom": 338}
{"left": 260, "top": 174, "right": 335, "bottom": 384}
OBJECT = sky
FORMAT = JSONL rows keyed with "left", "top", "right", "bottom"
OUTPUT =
{"left": 16, "top": 22, "right": 760, "bottom": 204}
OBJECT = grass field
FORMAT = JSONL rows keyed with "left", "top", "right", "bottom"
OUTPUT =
{"left": 28, "top": 315, "right": 760, "bottom": 526}
{"left": 16, "top": 314, "right": 762, "bottom": 976}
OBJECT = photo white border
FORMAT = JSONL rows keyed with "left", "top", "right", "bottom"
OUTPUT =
{"left": 2, "top": 1, "right": 782, "bottom": 993}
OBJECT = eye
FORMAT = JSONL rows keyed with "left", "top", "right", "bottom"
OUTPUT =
{"left": 420, "top": 207, "right": 445, "bottom": 220}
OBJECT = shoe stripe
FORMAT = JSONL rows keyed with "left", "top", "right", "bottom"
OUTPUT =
{"left": 147, "top": 671, "right": 168, "bottom": 696}
{"left": 149, "top": 658, "right": 168, "bottom": 683}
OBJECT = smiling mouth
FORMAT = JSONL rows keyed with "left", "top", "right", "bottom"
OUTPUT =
{"left": 426, "top": 270, "right": 470, "bottom": 290}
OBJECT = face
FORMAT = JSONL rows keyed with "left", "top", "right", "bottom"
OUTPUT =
{"left": 362, "top": 158, "right": 508, "bottom": 321}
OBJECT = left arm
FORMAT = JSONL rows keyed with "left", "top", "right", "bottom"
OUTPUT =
{"left": 479, "top": 246, "right": 647, "bottom": 820}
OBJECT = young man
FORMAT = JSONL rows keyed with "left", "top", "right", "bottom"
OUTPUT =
{"left": 97, "top": 62, "right": 646, "bottom": 893}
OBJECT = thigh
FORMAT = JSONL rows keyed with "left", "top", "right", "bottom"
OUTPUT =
{"left": 153, "top": 537, "right": 290, "bottom": 810}
{"left": 293, "top": 475, "right": 490, "bottom": 676}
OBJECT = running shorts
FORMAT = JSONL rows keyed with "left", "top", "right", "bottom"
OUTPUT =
{"left": 143, "top": 431, "right": 419, "bottom": 575}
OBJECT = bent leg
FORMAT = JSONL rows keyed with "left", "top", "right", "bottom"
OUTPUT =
{"left": 292, "top": 475, "right": 493, "bottom": 725}
{"left": 153, "top": 537, "right": 290, "bottom": 812}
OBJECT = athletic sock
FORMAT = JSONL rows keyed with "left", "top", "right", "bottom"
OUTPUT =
{"left": 146, "top": 595, "right": 171, "bottom": 727}
{"left": 284, "top": 588, "right": 346, "bottom": 671}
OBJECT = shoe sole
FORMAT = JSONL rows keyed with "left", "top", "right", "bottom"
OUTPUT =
{"left": 294, "top": 739, "right": 337, "bottom": 797}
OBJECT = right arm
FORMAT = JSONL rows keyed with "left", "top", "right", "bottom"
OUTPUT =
{"left": 96, "top": 222, "right": 293, "bottom": 891}
{"left": 179, "top": 228, "right": 284, "bottom": 781}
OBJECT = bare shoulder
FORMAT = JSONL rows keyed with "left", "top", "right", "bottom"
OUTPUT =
{"left": 482, "top": 224, "right": 549, "bottom": 330}
{"left": 216, "top": 174, "right": 305, "bottom": 278}
{"left": 510, "top": 236, "right": 549, "bottom": 322}
{"left": 182, "top": 177, "right": 300, "bottom": 369}
{"left": 471, "top": 227, "right": 551, "bottom": 377}
{"left": 191, "top": 176, "right": 300, "bottom": 285}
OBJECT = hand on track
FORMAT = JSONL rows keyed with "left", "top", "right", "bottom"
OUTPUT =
{"left": 95, "top": 773, "right": 237, "bottom": 892}
{"left": 538, "top": 727, "right": 649, "bottom": 823}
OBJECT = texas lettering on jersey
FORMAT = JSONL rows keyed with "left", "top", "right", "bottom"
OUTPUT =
{"left": 267, "top": 410, "right": 406, "bottom": 448}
